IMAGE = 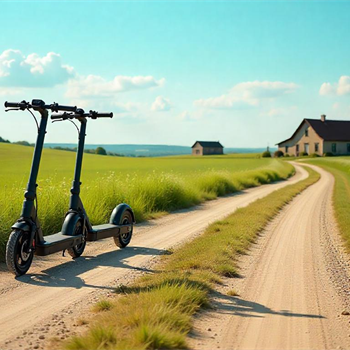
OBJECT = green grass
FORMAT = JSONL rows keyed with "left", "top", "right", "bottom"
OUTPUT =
{"left": 304, "top": 157, "right": 350, "bottom": 251}
{"left": 64, "top": 166, "right": 319, "bottom": 350}
{"left": 0, "top": 143, "right": 294, "bottom": 261}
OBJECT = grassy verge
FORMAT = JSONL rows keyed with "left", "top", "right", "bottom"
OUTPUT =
{"left": 64, "top": 166, "right": 319, "bottom": 350}
{"left": 304, "top": 158, "right": 350, "bottom": 251}
{"left": 0, "top": 158, "right": 293, "bottom": 262}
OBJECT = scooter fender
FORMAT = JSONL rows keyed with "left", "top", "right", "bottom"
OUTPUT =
{"left": 61, "top": 212, "right": 81, "bottom": 236}
{"left": 11, "top": 220, "right": 31, "bottom": 232}
{"left": 109, "top": 203, "right": 135, "bottom": 225}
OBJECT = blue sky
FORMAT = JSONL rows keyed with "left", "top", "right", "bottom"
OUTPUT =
{"left": 0, "top": 1, "right": 349, "bottom": 147}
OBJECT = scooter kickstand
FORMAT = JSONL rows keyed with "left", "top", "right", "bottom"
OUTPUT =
{"left": 62, "top": 249, "right": 66, "bottom": 257}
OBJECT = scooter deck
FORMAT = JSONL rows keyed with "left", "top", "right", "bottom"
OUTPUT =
{"left": 87, "top": 223, "right": 131, "bottom": 241}
{"left": 35, "top": 232, "right": 83, "bottom": 256}
{"left": 34, "top": 224, "right": 131, "bottom": 255}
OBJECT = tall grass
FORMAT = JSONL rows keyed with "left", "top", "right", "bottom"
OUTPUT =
{"left": 64, "top": 166, "right": 319, "bottom": 350}
{"left": 0, "top": 143, "right": 294, "bottom": 261}
{"left": 305, "top": 157, "right": 350, "bottom": 251}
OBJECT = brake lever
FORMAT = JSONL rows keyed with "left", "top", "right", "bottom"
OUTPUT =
{"left": 5, "top": 108, "right": 21, "bottom": 112}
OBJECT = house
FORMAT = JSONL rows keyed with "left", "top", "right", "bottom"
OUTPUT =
{"left": 192, "top": 141, "right": 224, "bottom": 156}
{"left": 277, "top": 115, "right": 350, "bottom": 156}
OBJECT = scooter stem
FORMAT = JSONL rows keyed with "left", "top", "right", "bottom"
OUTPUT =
{"left": 69, "top": 118, "right": 87, "bottom": 211}
{"left": 21, "top": 109, "right": 49, "bottom": 219}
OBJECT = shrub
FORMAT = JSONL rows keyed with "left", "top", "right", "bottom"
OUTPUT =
{"left": 284, "top": 154, "right": 290, "bottom": 157}
{"left": 95, "top": 147, "right": 107, "bottom": 155}
{"left": 309, "top": 153, "right": 319, "bottom": 158}
{"left": 274, "top": 150, "right": 284, "bottom": 158}
{"left": 323, "top": 152, "right": 334, "bottom": 157}
{"left": 300, "top": 152, "right": 308, "bottom": 156}
{"left": 262, "top": 151, "right": 271, "bottom": 158}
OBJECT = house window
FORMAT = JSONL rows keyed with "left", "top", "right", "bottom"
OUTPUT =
{"left": 305, "top": 128, "right": 308, "bottom": 137}
{"left": 304, "top": 143, "right": 309, "bottom": 154}
{"left": 196, "top": 149, "right": 200, "bottom": 154}
{"left": 347, "top": 143, "right": 350, "bottom": 153}
{"left": 296, "top": 144, "right": 299, "bottom": 152}
{"left": 315, "top": 143, "right": 319, "bottom": 152}
{"left": 285, "top": 146, "right": 289, "bottom": 153}
{"left": 332, "top": 143, "right": 337, "bottom": 153}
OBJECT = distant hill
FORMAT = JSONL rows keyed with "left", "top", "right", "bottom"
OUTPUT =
{"left": 44, "top": 143, "right": 276, "bottom": 157}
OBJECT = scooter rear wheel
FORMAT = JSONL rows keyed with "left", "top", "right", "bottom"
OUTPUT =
{"left": 114, "top": 211, "right": 133, "bottom": 248}
{"left": 6, "top": 229, "right": 34, "bottom": 276}
{"left": 67, "top": 220, "right": 86, "bottom": 258}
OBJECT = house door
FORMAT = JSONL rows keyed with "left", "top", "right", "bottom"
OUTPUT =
{"left": 304, "top": 143, "right": 309, "bottom": 154}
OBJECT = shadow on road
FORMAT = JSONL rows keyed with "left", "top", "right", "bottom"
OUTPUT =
{"left": 16, "top": 246, "right": 169, "bottom": 290}
{"left": 211, "top": 291, "right": 325, "bottom": 319}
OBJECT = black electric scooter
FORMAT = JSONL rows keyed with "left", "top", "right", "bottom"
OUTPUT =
{"left": 5, "top": 100, "right": 134, "bottom": 276}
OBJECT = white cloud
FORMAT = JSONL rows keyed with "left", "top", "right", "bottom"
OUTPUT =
{"left": 151, "top": 96, "right": 171, "bottom": 111}
{"left": 261, "top": 106, "right": 298, "bottom": 117}
{"left": 177, "top": 111, "right": 191, "bottom": 120}
{"left": 194, "top": 95, "right": 256, "bottom": 110}
{"left": 319, "top": 76, "right": 350, "bottom": 96}
{"left": 66, "top": 75, "right": 165, "bottom": 99}
{"left": 319, "top": 82, "right": 334, "bottom": 96}
{"left": 0, "top": 49, "right": 74, "bottom": 87}
{"left": 194, "top": 80, "right": 298, "bottom": 110}
{"left": 0, "top": 87, "right": 21, "bottom": 96}
{"left": 113, "top": 101, "right": 139, "bottom": 113}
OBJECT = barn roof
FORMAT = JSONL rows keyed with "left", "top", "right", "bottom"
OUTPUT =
{"left": 192, "top": 141, "right": 224, "bottom": 148}
{"left": 277, "top": 118, "right": 350, "bottom": 145}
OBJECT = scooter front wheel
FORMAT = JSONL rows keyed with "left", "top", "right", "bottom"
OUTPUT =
{"left": 67, "top": 220, "right": 86, "bottom": 258}
{"left": 114, "top": 210, "right": 133, "bottom": 248}
{"left": 6, "top": 229, "right": 34, "bottom": 276}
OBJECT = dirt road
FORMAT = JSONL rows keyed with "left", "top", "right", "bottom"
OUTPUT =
{"left": 0, "top": 165, "right": 307, "bottom": 350}
{"left": 190, "top": 164, "right": 350, "bottom": 350}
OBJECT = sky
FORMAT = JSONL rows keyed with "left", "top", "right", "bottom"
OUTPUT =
{"left": 0, "top": 0, "right": 349, "bottom": 147}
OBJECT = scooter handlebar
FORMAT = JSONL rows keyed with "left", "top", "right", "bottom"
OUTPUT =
{"left": 51, "top": 111, "right": 113, "bottom": 120}
{"left": 5, "top": 100, "right": 77, "bottom": 112}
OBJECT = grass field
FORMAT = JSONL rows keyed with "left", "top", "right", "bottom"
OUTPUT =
{"left": 0, "top": 143, "right": 294, "bottom": 261}
{"left": 304, "top": 157, "right": 350, "bottom": 251}
{"left": 63, "top": 166, "right": 319, "bottom": 350}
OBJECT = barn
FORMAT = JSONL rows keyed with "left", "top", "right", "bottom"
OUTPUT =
{"left": 191, "top": 141, "right": 224, "bottom": 156}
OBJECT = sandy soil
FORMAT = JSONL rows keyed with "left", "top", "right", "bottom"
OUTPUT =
{"left": 0, "top": 165, "right": 307, "bottom": 350}
{"left": 189, "top": 164, "right": 350, "bottom": 350}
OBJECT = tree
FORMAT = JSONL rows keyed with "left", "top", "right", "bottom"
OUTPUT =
{"left": 262, "top": 151, "right": 271, "bottom": 158}
{"left": 0, "top": 136, "right": 10, "bottom": 143}
{"left": 95, "top": 147, "right": 107, "bottom": 155}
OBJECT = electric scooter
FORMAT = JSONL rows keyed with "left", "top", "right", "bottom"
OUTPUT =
{"left": 4, "top": 100, "right": 134, "bottom": 276}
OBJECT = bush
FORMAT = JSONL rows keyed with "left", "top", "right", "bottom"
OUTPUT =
{"left": 284, "top": 154, "right": 290, "bottom": 157}
{"left": 274, "top": 150, "right": 284, "bottom": 158}
{"left": 262, "top": 151, "right": 271, "bottom": 158}
{"left": 95, "top": 147, "right": 107, "bottom": 155}
{"left": 323, "top": 152, "right": 334, "bottom": 157}
{"left": 309, "top": 153, "right": 320, "bottom": 158}
{"left": 299, "top": 152, "right": 308, "bottom": 156}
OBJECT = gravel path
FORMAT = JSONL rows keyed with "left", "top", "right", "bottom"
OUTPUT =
{"left": 189, "top": 164, "right": 350, "bottom": 350}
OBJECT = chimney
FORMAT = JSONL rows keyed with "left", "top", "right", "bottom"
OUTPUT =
{"left": 321, "top": 114, "right": 326, "bottom": 122}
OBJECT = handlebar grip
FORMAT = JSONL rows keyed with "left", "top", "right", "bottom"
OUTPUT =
{"left": 4, "top": 101, "right": 27, "bottom": 109}
{"left": 96, "top": 113, "right": 113, "bottom": 118}
{"left": 49, "top": 103, "right": 77, "bottom": 112}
